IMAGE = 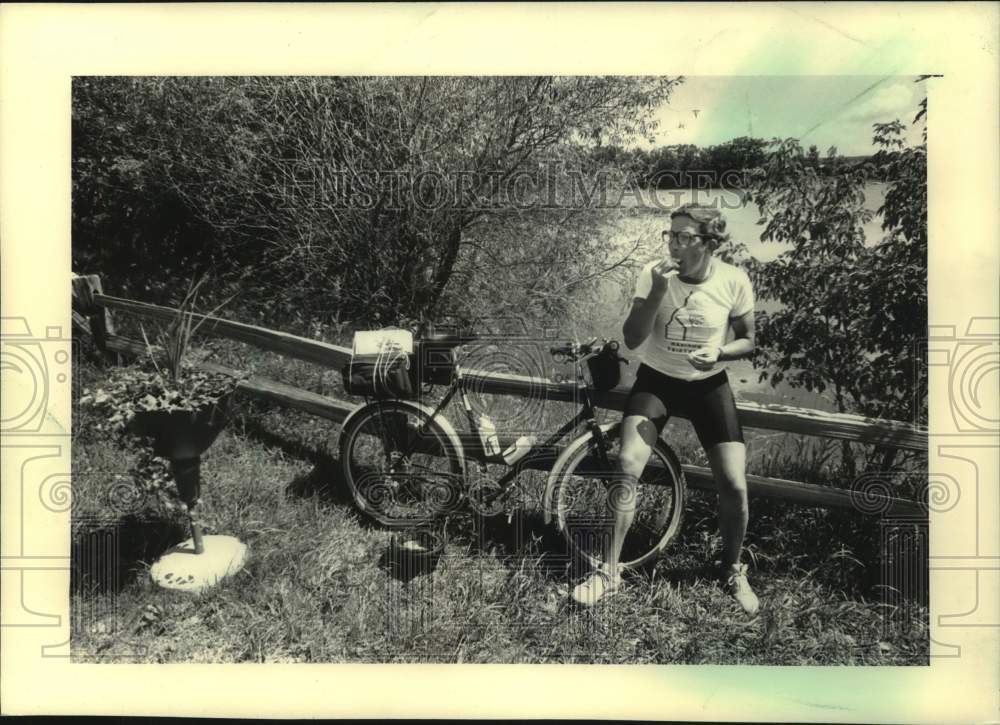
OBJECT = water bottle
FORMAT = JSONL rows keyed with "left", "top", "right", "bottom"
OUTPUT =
{"left": 500, "top": 435, "right": 536, "bottom": 465}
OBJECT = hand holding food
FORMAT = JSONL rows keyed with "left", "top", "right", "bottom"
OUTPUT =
{"left": 649, "top": 258, "right": 679, "bottom": 295}
{"left": 687, "top": 345, "right": 721, "bottom": 371}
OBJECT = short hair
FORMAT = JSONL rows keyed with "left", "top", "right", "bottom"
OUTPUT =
{"left": 669, "top": 203, "right": 730, "bottom": 251}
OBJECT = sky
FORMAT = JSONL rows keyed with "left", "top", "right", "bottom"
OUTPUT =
{"left": 636, "top": 76, "right": 927, "bottom": 157}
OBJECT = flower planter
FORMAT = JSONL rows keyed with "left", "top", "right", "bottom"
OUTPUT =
{"left": 126, "top": 394, "right": 247, "bottom": 591}
{"left": 127, "top": 396, "right": 231, "bottom": 514}
{"left": 127, "top": 395, "right": 231, "bottom": 462}
{"left": 77, "top": 272, "right": 250, "bottom": 592}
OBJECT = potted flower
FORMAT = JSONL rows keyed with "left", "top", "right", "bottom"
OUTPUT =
{"left": 81, "top": 274, "right": 249, "bottom": 592}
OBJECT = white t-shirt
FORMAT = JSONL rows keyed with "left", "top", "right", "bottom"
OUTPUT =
{"left": 631, "top": 257, "right": 754, "bottom": 381}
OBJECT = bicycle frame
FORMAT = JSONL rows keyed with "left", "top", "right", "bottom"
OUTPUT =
{"left": 384, "top": 345, "right": 615, "bottom": 509}
{"left": 345, "top": 338, "right": 685, "bottom": 563}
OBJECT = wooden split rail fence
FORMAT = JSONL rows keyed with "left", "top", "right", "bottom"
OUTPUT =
{"left": 72, "top": 274, "right": 928, "bottom": 518}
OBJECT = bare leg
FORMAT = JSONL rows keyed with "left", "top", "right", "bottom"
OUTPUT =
{"left": 605, "top": 415, "right": 660, "bottom": 572}
{"left": 571, "top": 407, "right": 665, "bottom": 605}
{"left": 706, "top": 441, "right": 748, "bottom": 568}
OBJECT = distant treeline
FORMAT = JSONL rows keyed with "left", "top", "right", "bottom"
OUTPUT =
{"left": 586, "top": 136, "right": 876, "bottom": 189}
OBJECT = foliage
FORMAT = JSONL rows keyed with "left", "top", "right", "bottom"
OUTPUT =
{"left": 644, "top": 136, "right": 770, "bottom": 188}
{"left": 143, "top": 274, "right": 237, "bottom": 382}
{"left": 73, "top": 76, "right": 681, "bottom": 329}
{"left": 80, "top": 274, "right": 248, "bottom": 509}
{"left": 82, "top": 271, "right": 246, "bottom": 429}
{"left": 81, "top": 364, "right": 244, "bottom": 434}
{"left": 742, "top": 86, "right": 927, "bottom": 471}
{"left": 71, "top": 78, "right": 217, "bottom": 305}
{"left": 742, "top": 138, "right": 875, "bottom": 405}
{"left": 120, "top": 451, "right": 187, "bottom": 515}
{"left": 80, "top": 360, "right": 246, "bottom": 512}
{"left": 860, "top": 95, "right": 929, "bottom": 427}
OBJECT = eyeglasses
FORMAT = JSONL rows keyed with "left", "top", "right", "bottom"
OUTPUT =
{"left": 662, "top": 230, "right": 704, "bottom": 247}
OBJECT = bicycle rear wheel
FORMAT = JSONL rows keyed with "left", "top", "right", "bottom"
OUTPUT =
{"left": 339, "top": 400, "right": 465, "bottom": 527}
{"left": 548, "top": 423, "right": 685, "bottom": 570}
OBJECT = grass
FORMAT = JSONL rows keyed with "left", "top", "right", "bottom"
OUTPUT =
{"left": 70, "top": 332, "right": 928, "bottom": 664}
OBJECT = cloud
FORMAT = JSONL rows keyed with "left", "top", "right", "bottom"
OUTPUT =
{"left": 840, "top": 83, "right": 915, "bottom": 123}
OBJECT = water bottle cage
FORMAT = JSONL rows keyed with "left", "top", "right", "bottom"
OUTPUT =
{"left": 481, "top": 434, "right": 503, "bottom": 460}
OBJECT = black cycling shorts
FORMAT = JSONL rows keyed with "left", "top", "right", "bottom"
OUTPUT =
{"left": 623, "top": 363, "right": 744, "bottom": 450}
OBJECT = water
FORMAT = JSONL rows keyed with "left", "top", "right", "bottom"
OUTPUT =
{"left": 561, "top": 183, "right": 892, "bottom": 412}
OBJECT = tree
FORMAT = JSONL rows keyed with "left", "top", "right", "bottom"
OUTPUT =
{"left": 704, "top": 136, "right": 769, "bottom": 187}
{"left": 859, "top": 93, "right": 928, "bottom": 433}
{"left": 742, "top": 93, "right": 927, "bottom": 475}
{"left": 73, "top": 76, "right": 681, "bottom": 329}
{"left": 806, "top": 144, "right": 821, "bottom": 168}
{"left": 72, "top": 78, "right": 217, "bottom": 303}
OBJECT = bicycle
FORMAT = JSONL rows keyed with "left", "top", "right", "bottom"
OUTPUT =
{"left": 337, "top": 333, "right": 686, "bottom": 570}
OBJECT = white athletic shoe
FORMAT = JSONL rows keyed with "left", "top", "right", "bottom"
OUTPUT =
{"left": 724, "top": 563, "right": 760, "bottom": 616}
{"left": 570, "top": 568, "right": 623, "bottom": 607}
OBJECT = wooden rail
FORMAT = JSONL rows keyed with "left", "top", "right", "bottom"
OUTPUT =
{"left": 92, "top": 292, "right": 927, "bottom": 452}
{"left": 94, "top": 294, "right": 347, "bottom": 369}
{"left": 90, "top": 333, "right": 925, "bottom": 518}
{"left": 75, "top": 279, "right": 928, "bottom": 518}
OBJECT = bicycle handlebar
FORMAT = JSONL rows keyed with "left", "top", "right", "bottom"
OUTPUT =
{"left": 550, "top": 338, "right": 621, "bottom": 362}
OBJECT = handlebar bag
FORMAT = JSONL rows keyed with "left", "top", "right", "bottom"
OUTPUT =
{"left": 587, "top": 346, "right": 626, "bottom": 392}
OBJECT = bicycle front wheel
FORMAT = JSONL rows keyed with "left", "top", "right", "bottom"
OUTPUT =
{"left": 339, "top": 400, "right": 465, "bottom": 528}
{"left": 548, "top": 423, "right": 685, "bottom": 570}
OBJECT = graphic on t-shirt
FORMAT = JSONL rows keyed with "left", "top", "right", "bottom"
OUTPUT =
{"left": 662, "top": 288, "right": 695, "bottom": 340}
{"left": 663, "top": 288, "right": 706, "bottom": 342}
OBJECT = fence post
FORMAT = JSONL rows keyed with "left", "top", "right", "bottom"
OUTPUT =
{"left": 71, "top": 273, "right": 118, "bottom": 361}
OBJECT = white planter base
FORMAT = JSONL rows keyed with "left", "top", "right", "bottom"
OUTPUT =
{"left": 150, "top": 535, "right": 248, "bottom": 592}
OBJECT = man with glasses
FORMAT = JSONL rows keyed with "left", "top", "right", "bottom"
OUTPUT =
{"left": 572, "top": 203, "right": 759, "bottom": 616}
